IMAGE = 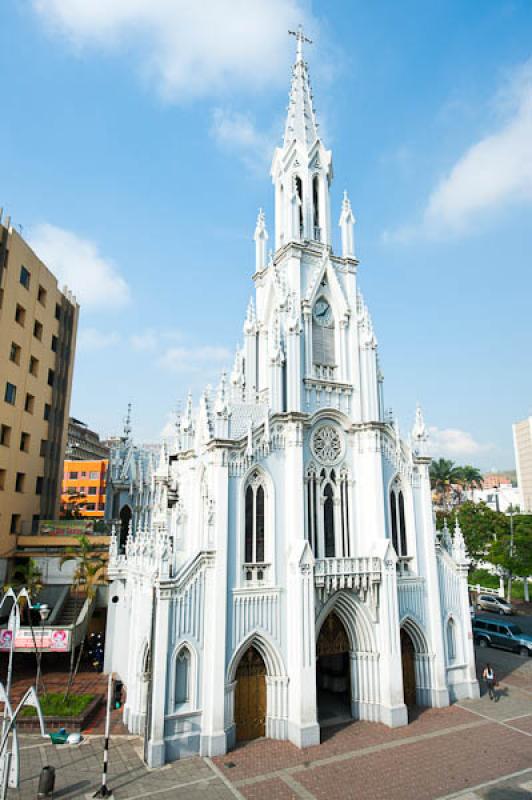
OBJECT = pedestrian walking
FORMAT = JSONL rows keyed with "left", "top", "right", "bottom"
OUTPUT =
{"left": 482, "top": 663, "right": 496, "bottom": 700}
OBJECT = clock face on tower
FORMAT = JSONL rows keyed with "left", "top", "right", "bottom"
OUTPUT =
{"left": 313, "top": 299, "right": 332, "bottom": 326}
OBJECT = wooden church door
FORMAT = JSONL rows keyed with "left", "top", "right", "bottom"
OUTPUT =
{"left": 235, "top": 647, "right": 266, "bottom": 741}
{"left": 401, "top": 629, "right": 417, "bottom": 707}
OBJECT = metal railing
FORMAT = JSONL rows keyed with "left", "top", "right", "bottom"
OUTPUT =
{"left": 314, "top": 556, "right": 381, "bottom": 594}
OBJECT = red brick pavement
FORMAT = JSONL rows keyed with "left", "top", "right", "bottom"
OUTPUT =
{"left": 293, "top": 721, "right": 532, "bottom": 800}
{"left": 239, "top": 777, "right": 301, "bottom": 800}
{"left": 503, "top": 713, "right": 532, "bottom": 734}
{"left": 214, "top": 706, "right": 476, "bottom": 782}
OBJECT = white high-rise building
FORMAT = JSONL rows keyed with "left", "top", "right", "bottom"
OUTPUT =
{"left": 105, "top": 28, "right": 479, "bottom": 767}
{"left": 513, "top": 415, "right": 532, "bottom": 512}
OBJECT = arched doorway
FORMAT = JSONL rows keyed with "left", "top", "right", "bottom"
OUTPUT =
{"left": 119, "top": 505, "right": 132, "bottom": 550}
{"left": 234, "top": 646, "right": 266, "bottom": 742}
{"left": 401, "top": 629, "right": 417, "bottom": 707}
{"left": 316, "top": 612, "right": 351, "bottom": 725}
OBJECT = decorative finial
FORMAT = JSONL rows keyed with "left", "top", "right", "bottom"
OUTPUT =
{"left": 288, "top": 24, "right": 312, "bottom": 62}
{"left": 123, "top": 402, "right": 132, "bottom": 441}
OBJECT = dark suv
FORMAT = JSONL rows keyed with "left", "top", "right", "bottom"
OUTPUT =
{"left": 473, "top": 618, "right": 532, "bottom": 656}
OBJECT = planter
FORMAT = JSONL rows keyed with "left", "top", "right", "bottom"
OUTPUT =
{"left": 15, "top": 694, "right": 102, "bottom": 733}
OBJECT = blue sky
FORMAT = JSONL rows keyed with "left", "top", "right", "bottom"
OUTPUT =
{"left": 1, "top": 0, "right": 532, "bottom": 470}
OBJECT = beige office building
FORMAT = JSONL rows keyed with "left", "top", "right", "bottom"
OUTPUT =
{"left": 513, "top": 415, "right": 532, "bottom": 513}
{"left": 0, "top": 215, "right": 78, "bottom": 577}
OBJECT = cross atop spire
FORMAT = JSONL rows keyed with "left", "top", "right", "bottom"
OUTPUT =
{"left": 288, "top": 24, "right": 312, "bottom": 63}
{"left": 284, "top": 24, "right": 318, "bottom": 150}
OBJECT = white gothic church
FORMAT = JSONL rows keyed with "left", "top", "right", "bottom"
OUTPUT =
{"left": 105, "top": 29, "right": 479, "bottom": 767}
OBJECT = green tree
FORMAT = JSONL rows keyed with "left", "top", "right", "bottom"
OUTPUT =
{"left": 449, "top": 502, "right": 509, "bottom": 565}
{"left": 488, "top": 512, "right": 532, "bottom": 599}
{"left": 60, "top": 535, "right": 106, "bottom": 698}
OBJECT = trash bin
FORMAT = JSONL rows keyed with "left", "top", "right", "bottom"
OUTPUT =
{"left": 38, "top": 765, "right": 55, "bottom": 797}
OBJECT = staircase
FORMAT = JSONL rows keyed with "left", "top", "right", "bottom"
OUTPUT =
{"left": 55, "top": 593, "right": 82, "bottom": 626}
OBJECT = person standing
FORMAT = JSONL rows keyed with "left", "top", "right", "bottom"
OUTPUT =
{"left": 483, "top": 664, "right": 496, "bottom": 700}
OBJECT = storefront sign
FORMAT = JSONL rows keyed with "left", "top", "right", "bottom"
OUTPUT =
{"left": 0, "top": 628, "right": 70, "bottom": 652}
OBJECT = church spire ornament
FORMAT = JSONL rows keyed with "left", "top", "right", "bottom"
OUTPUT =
{"left": 339, "top": 190, "right": 356, "bottom": 258}
{"left": 254, "top": 209, "right": 268, "bottom": 272}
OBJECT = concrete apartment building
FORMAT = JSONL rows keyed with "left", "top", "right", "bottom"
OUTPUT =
{"left": 513, "top": 415, "right": 532, "bottom": 512}
{"left": 66, "top": 416, "right": 109, "bottom": 461}
{"left": 0, "top": 213, "right": 78, "bottom": 578}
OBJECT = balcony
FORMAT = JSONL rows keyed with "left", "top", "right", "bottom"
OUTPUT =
{"left": 397, "top": 556, "right": 414, "bottom": 578}
{"left": 314, "top": 556, "right": 381, "bottom": 598}
{"left": 242, "top": 563, "right": 271, "bottom": 586}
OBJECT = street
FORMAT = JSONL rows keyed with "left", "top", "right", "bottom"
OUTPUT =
{"left": 5, "top": 612, "right": 532, "bottom": 799}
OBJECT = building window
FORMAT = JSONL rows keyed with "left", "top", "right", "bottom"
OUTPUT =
{"left": 47, "top": 369, "right": 55, "bottom": 387}
{"left": 306, "top": 464, "right": 350, "bottom": 558}
{"left": 244, "top": 471, "right": 266, "bottom": 564}
{"left": 9, "top": 342, "right": 21, "bottom": 365}
{"left": 40, "top": 440, "right": 47, "bottom": 457}
{"left": 69, "top": 471, "right": 79, "bottom": 479}
{"left": 446, "top": 618, "right": 456, "bottom": 662}
{"left": 10, "top": 514, "right": 20, "bottom": 534}
{"left": 31, "top": 515, "right": 40, "bottom": 534}
{"left": 15, "top": 304, "right": 26, "bottom": 326}
{"left": 312, "top": 174, "right": 320, "bottom": 241}
{"left": 295, "top": 174, "right": 303, "bottom": 236}
{"left": 29, "top": 356, "right": 39, "bottom": 377}
{"left": 44, "top": 403, "right": 51, "bottom": 421}
{"left": 19, "top": 265, "right": 30, "bottom": 289}
{"left": 38, "top": 285, "right": 47, "bottom": 306}
{"left": 51, "top": 335, "right": 58, "bottom": 353}
{"left": 20, "top": 432, "right": 30, "bottom": 452}
{"left": 33, "top": 320, "right": 43, "bottom": 341}
{"left": 36, "top": 476, "right": 43, "bottom": 495}
{"left": 90, "top": 471, "right": 99, "bottom": 479}
{"left": 0, "top": 469, "right": 5, "bottom": 490}
{"left": 55, "top": 303, "right": 61, "bottom": 321}
{"left": 97, "top": 503, "right": 105, "bottom": 511}
{"left": 390, "top": 481, "right": 408, "bottom": 557}
{"left": 4, "top": 382, "right": 16, "bottom": 405}
{"left": 0, "top": 425, "right": 11, "bottom": 446}
{"left": 15, "top": 472, "right": 25, "bottom": 493}
{"left": 174, "top": 647, "right": 190, "bottom": 707}
{"left": 25, "top": 393, "right": 35, "bottom": 414}
{"left": 88, "top": 486, "right": 97, "bottom": 495}
{"left": 86, "top": 503, "right": 96, "bottom": 511}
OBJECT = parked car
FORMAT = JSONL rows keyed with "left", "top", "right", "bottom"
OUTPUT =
{"left": 476, "top": 594, "right": 514, "bottom": 615}
{"left": 473, "top": 618, "right": 532, "bottom": 656}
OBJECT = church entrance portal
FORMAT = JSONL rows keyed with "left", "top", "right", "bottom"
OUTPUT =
{"left": 234, "top": 646, "right": 266, "bottom": 742}
{"left": 316, "top": 612, "right": 352, "bottom": 726}
{"left": 401, "top": 629, "right": 417, "bottom": 707}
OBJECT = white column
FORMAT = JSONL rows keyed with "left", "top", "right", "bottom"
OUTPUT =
{"left": 285, "top": 422, "right": 320, "bottom": 747}
{"left": 146, "top": 587, "right": 171, "bottom": 767}
{"left": 200, "top": 450, "right": 229, "bottom": 756}
{"left": 286, "top": 324, "right": 301, "bottom": 412}
{"left": 412, "top": 457, "right": 451, "bottom": 707}
{"left": 377, "top": 548, "right": 408, "bottom": 727}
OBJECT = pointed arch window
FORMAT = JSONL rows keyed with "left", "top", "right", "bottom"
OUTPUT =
{"left": 446, "top": 618, "right": 456, "bottom": 663}
{"left": 312, "top": 174, "right": 321, "bottom": 241}
{"left": 306, "top": 464, "right": 350, "bottom": 559}
{"left": 174, "top": 647, "right": 190, "bottom": 706}
{"left": 244, "top": 471, "right": 267, "bottom": 577}
{"left": 390, "top": 481, "right": 408, "bottom": 557}
{"left": 295, "top": 175, "right": 303, "bottom": 237}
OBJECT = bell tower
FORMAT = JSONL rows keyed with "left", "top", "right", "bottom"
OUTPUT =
{"left": 271, "top": 26, "right": 333, "bottom": 251}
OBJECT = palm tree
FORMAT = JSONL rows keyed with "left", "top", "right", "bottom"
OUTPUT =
{"left": 60, "top": 535, "right": 106, "bottom": 698}
{"left": 460, "top": 465, "right": 483, "bottom": 500}
{"left": 429, "top": 459, "right": 464, "bottom": 511}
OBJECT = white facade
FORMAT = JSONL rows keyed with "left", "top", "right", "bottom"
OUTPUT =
{"left": 105, "top": 30, "right": 479, "bottom": 767}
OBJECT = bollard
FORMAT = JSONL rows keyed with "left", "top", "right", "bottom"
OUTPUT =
{"left": 37, "top": 765, "right": 55, "bottom": 797}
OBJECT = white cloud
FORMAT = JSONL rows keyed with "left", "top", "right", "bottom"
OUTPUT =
{"left": 130, "top": 329, "right": 159, "bottom": 352}
{"left": 78, "top": 327, "right": 121, "bottom": 351}
{"left": 428, "top": 426, "right": 493, "bottom": 459}
{"left": 29, "top": 223, "right": 130, "bottom": 311}
{"left": 211, "top": 108, "right": 274, "bottom": 174}
{"left": 32, "top": 0, "right": 313, "bottom": 102}
{"left": 159, "top": 344, "right": 231, "bottom": 373}
{"left": 384, "top": 60, "right": 532, "bottom": 240}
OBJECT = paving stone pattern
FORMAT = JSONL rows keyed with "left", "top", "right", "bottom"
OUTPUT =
{"left": 8, "top": 642, "right": 532, "bottom": 799}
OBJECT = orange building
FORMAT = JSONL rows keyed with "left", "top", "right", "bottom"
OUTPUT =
{"left": 61, "top": 459, "right": 108, "bottom": 518}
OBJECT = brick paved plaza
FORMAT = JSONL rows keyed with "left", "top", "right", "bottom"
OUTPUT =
{"left": 7, "top": 640, "right": 532, "bottom": 799}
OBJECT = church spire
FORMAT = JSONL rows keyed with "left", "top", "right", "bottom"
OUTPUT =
{"left": 285, "top": 25, "right": 318, "bottom": 150}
